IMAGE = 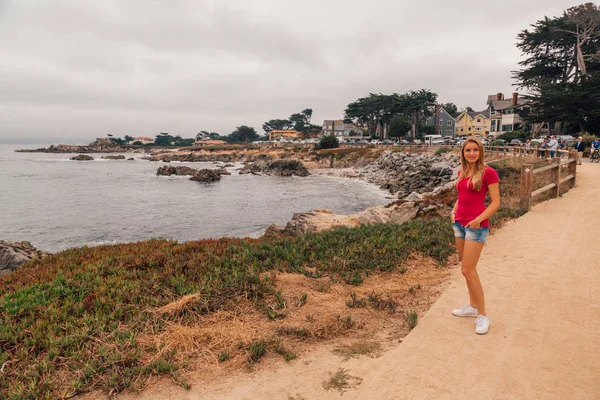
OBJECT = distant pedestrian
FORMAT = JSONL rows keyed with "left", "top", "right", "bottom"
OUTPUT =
{"left": 547, "top": 135, "right": 558, "bottom": 158}
{"left": 590, "top": 137, "right": 600, "bottom": 161}
{"left": 574, "top": 136, "right": 585, "bottom": 165}
{"left": 450, "top": 137, "right": 500, "bottom": 335}
{"left": 539, "top": 139, "right": 547, "bottom": 159}
{"left": 524, "top": 140, "right": 531, "bottom": 155}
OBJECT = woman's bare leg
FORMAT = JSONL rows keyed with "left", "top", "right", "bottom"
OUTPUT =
{"left": 461, "top": 240, "right": 486, "bottom": 315}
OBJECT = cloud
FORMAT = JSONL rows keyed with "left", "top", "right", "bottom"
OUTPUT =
{"left": 0, "top": 0, "right": 574, "bottom": 142}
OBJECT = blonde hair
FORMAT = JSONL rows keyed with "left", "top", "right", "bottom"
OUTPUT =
{"left": 457, "top": 137, "right": 486, "bottom": 191}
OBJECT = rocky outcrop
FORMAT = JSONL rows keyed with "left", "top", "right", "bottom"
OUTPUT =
{"left": 359, "top": 151, "right": 460, "bottom": 199}
{"left": 239, "top": 163, "right": 263, "bottom": 175}
{"left": 70, "top": 155, "right": 94, "bottom": 161}
{"left": 101, "top": 155, "right": 126, "bottom": 160}
{"left": 267, "top": 201, "right": 441, "bottom": 237}
{"left": 151, "top": 153, "right": 237, "bottom": 163}
{"left": 190, "top": 169, "right": 222, "bottom": 183}
{"left": 264, "top": 159, "right": 310, "bottom": 177}
{"left": 0, "top": 241, "right": 49, "bottom": 277}
{"left": 156, "top": 165, "right": 197, "bottom": 176}
{"left": 217, "top": 167, "right": 231, "bottom": 176}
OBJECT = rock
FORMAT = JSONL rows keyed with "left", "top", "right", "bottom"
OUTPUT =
{"left": 156, "top": 165, "right": 197, "bottom": 176}
{"left": 405, "top": 192, "right": 424, "bottom": 201}
{"left": 275, "top": 202, "right": 424, "bottom": 237}
{"left": 127, "top": 158, "right": 135, "bottom": 161}
{"left": 70, "top": 154, "right": 94, "bottom": 161}
{"left": 190, "top": 169, "right": 221, "bottom": 183}
{"left": 101, "top": 155, "right": 126, "bottom": 160}
{"left": 264, "top": 159, "right": 310, "bottom": 177}
{"left": 264, "top": 224, "right": 283, "bottom": 237}
{"left": 217, "top": 167, "right": 231, "bottom": 176}
{"left": 239, "top": 163, "right": 262, "bottom": 175}
{"left": 0, "top": 241, "right": 49, "bottom": 275}
{"left": 429, "top": 162, "right": 451, "bottom": 175}
{"left": 223, "top": 163, "right": 234, "bottom": 167}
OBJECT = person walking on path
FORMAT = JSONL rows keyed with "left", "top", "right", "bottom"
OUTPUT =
{"left": 450, "top": 137, "right": 500, "bottom": 334}
{"left": 574, "top": 136, "right": 585, "bottom": 165}
{"left": 524, "top": 139, "right": 531, "bottom": 155}
{"left": 590, "top": 137, "right": 600, "bottom": 161}
{"left": 547, "top": 135, "right": 558, "bottom": 158}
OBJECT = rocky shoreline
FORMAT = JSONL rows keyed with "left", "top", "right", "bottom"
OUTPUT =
{"left": 4, "top": 147, "right": 459, "bottom": 275}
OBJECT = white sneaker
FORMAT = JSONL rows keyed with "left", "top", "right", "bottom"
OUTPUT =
{"left": 452, "top": 304, "right": 478, "bottom": 317}
{"left": 475, "top": 315, "right": 490, "bottom": 334}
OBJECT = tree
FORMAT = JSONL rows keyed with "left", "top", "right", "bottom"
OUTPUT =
{"left": 124, "top": 135, "right": 133, "bottom": 143}
{"left": 441, "top": 103, "right": 459, "bottom": 117}
{"left": 208, "top": 132, "right": 222, "bottom": 140}
{"left": 262, "top": 119, "right": 291, "bottom": 134}
{"left": 388, "top": 116, "right": 412, "bottom": 138}
{"left": 563, "top": 3, "right": 600, "bottom": 76}
{"left": 229, "top": 125, "right": 259, "bottom": 143}
{"left": 154, "top": 132, "right": 174, "bottom": 146}
{"left": 464, "top": 106, "right": 474, "bottom": 112}
{"left": 514, "top": 4, "right": 600, "bottom": 133}
{"left": 405, "top": 89, "right": 438, "bottom": 138}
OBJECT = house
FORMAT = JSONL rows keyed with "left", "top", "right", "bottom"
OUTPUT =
{"left": 454, "top": 109, "right": 490, "bottom": 136}
{"left": 193, "top": 139, "right": 227, "bottom": 146}
{"left": 269, "top": 130, "right": 303, "bottom": 141}
{"left": 426, "top": 105, "right": 456, "bottom": 137}
{"left": 132, "top": 136, "right": 155, "bottom": 145}
{"left": 321, "top": 120, "right": 362, "bottom": 138}
{"left": 487, "top": 92, "right": 529, "bottom": 135}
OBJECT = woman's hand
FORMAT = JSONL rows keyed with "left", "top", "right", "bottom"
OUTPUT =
{"left": 467, "top": 219, "right": 481, "bottom": 229}
{"left": 451, "top": 212, "right": 456, "bottom": 223}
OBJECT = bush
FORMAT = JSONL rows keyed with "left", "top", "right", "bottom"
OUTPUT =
{"left": 316, "top": 135, "right": 339, "bottom": 150}
{"left": 496, "top": 131, "right": 531, "bottom": 142}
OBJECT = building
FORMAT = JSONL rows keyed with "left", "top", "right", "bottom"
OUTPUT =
{"left": 193, "top": 139, "right": 227, "bottom": 146}
{"left": 132, "top": 136, "right": 155, "bottom": 144}
{"left": 487, "top": 92, "right": 528, "bottom": 135}
{"left": 269, "top": 130, "right": 303, "bottom": 141}
{"left": 454, "top": 109, "right": 491, "bottom": 136}
{"left": 321, "top": 120, "right": 362, "bottom": 138}
{"left": 426, "top": 105, "right": 456, "bottom": 137}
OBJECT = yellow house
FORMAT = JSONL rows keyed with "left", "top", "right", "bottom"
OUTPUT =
{"left": 454, "top": 110, "right": 491, "bottom": 136}
{"left": 269, "top": 130, "right": 303, "bottom": 140}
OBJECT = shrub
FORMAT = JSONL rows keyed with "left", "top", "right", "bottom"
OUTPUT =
{"left": 316, "top": 135, "right": 339, "bottom": 150}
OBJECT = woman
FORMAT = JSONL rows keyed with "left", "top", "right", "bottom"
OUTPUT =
{"left": 450, "top": 137, "right": 500, "bottom": 334}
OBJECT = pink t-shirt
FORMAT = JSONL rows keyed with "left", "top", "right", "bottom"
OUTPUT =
{"left": 455, "top": 166, "right": 499, "bottom": 228}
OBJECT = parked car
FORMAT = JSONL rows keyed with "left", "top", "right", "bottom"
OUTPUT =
{"left": 510, "top": 139, "right": 523, "bottom": 145}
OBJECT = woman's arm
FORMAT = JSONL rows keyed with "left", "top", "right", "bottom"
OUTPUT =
{"left": 467, "top": 183, "right": 500, "bottom": 229}
{"left": 451, "top": 200, "right": 458, "bottom": 223}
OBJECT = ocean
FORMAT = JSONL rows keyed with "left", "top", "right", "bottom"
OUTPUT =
{"left": 0, "top": 144, "right": 392, "bottom": 252}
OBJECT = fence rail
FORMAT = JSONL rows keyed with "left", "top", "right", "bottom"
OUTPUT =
{"left": 519, "top": 150, "right": 578, "bottom": 211}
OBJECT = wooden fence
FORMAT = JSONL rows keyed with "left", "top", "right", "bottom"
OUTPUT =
{"left": 519, "top": 150, "right": 578, "bottom": 211}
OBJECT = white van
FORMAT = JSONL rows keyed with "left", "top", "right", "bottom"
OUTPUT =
{"left": 424, "top": 134, "right": 444, "bottom": 145}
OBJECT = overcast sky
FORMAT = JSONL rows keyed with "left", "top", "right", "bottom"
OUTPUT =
{"left": 0, "top": 0, "right": 576, "bottom": 143}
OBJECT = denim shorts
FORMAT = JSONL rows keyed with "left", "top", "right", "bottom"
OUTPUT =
{"left": 452, "top": 222, "right": 489, "bottom": 244}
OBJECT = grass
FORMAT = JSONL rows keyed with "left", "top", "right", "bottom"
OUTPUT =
{"left": 406, "top": 310, "right": 418, "bottom": 330}
{"left": 0, "top": 219, "right": 455, "bottom": 399}
{"left": 322, "top": 368, "right": 363, "bottom": 393}
{"left": 332, "top": 341, "right": 382, "bottom": 361}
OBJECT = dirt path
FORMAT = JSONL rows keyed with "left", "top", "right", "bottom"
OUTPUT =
{"left": 119, "top": 162, "right": 600, "bottom": 400}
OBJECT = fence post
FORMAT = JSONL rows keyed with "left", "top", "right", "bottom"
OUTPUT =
{"left": 551, "top": 157, "right": 561, "bottom": 198}
{"left": 568, "top": 149, "right": 577, "bottom": 188}
{"left": 520, "top": 164, "right": 534, "bottom": 211}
